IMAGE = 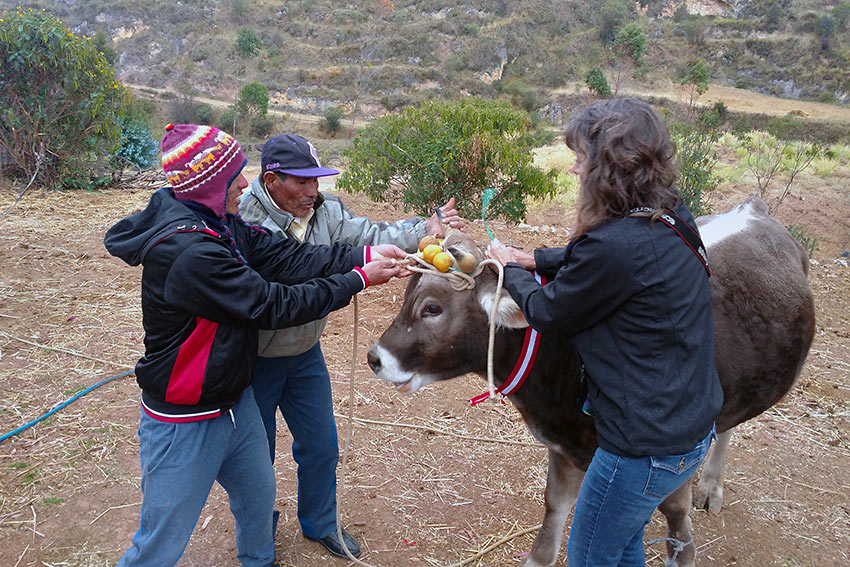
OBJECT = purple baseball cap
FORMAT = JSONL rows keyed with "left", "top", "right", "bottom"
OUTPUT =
{"left": 261, "top": 134, "right": 339, "bottom": 178}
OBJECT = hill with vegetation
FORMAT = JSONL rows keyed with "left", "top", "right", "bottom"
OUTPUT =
{"left": 10, "top": 0, "right": 849, "bottom": 121}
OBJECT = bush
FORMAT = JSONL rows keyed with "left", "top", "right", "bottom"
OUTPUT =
{"left": 235, "top": 28, "right": 261, "bottom": 57}
{"left": 237, "top": 82, "right": 269, "bottom": 117}
{"left": 250, "top": 115, "right": 274, "bottom": 138}
{"left": 337, "top": 98, "right": 557, "bottom": 222}
{"left": 0, "top": 9, "right": 126, "bottom": 187}
{"left": 585, "top": 67, "right": 612, "bottom": 98}
{"left": 669, "top": 122, "right": 719, "bottom": 217}
{"left": 195, "top": 103, "right": 214, "bottom": 125}
{"left": 112, "top": 116, "right": 159, "bottom": 170}
{"left": 321, "top": 105, "right": 345, "bottom": 136}
{"left": 218, "top": 106, "right": 238, "bottom": 134}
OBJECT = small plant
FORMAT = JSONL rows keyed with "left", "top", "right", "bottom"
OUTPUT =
{"left": 740, "top": 132, "right": 820, "bottom": 214}
{"left": 235, "top": 28, "right": 262, "bottom": 57}
{"left": 585, "top": 67, "right": 612, "bottom": 98}
{"left": 787, "top": 224, "right": 818, "bottom": 258}
{"left": 112, "top": 116, "right": 159, "bottom": 170}
{"left": 670, "top": 121, "right": 719, "bottom": 217}
{"left": 321, "top": 105, "right": 346, "bottom": 136}
{"left": 44, "top": 497, "right": 66, "bottom": 506}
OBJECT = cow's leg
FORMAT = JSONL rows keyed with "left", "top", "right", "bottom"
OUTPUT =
{"left": 524, "top": 449, "right": 585, "bottom": 567}
{"left": 657, "top": 481, "right": 696, "bottom": 567}
{"left": 694, "top": 428, "right": 732, "bottom": 514}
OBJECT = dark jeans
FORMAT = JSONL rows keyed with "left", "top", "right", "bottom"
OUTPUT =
{"left": 253, "top": 343, "right": 339, "bottom": 539}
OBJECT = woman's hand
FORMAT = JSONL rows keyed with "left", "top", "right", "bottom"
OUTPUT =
{"left": 486, "top": 240, "right": 536, "bottom": 269}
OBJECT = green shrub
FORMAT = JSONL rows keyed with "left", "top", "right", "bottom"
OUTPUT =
{"left": 250, "top": 115, "right": 274, "bottom": 138}
{"left": 235, "top": 28, "right": 261, "bottom": 57}
{"left": 0, "top": 9, "right": 126, "bottom": 187}
{"left": 195, "top": 103, "right": 214, "bottom": 125}
{"left": 585, "top": 67, "right": 612, "bottom": 98}
{"left": 237, "top": 82, "right": 269, "bottom": 116}
{"left": 670, "top": 122, "right": 719, "bottom": 217}
{"left": 337, "top": 97, "right": 557, "bottom": 222}
{"left": 321, "top": 105, "right": 345, "bottom": 136}
{"left": 113, "top": 116, "right": 159, "bottom": 170}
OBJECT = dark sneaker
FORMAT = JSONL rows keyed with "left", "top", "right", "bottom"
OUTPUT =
{"left": 307, "top": 527, "right": 362, "bottom": 559}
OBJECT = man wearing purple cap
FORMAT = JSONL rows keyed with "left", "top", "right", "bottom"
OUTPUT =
{"left": 240, "top": 133, "right": 464, "bottom": 558}
{"left": 105, "top": 125, "right": 409, "bottom": 567}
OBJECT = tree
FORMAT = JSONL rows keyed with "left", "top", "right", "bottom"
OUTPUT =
{"left": 0, "top": 9, "right": 127, "bottom": 187}
{"left": 585, "top": 66, "right": 612, "bottom": 98}
{"left": 237, "top": 82, "right": 269, "bottom": 117}
{"left": 610, "top": 23, "right": 646, "bottom": 95}
{"left": 337, "top": 98, "right": 557, "bottom": 223}
{"left": 680, "top": 59, "right": 709, "bottom": 113}
{"left": 235, "top": 28, "right": 261, "bottom": 57}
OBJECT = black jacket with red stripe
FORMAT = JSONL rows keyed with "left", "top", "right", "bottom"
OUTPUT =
{"left": 104, "top": 188, "right": 369, "bottom": 422}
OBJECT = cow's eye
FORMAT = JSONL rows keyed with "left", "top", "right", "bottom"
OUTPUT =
{"left": 421, "top": 304, "right": 442, "bottom": 317}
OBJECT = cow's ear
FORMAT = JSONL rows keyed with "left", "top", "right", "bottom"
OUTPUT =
{"left": 478, "top": 289, "right": 529, "bottom": 329}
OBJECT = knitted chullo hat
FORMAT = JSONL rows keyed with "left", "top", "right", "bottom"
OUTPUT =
{"left": 160, "top": 124, "right": 247, "bottom": 216}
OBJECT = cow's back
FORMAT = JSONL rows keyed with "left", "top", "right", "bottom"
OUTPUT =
{"left": 697, "top": 196, "right": 815, "bottom": 431}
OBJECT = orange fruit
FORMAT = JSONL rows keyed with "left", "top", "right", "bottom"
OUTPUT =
{"left": 418, "top": 234, "right": 439, "bottom": 252}
{"left": 422, "top": 244, "right": 443, "bottom": 264}
{"left": 432, "top": 252, "right": 453, "bottom": 273}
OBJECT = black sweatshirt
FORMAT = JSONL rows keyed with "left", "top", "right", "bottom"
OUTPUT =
{"left": 502, "top": 201, "right": 723, "bottom": 457}
{"left": 105, "top": 188, "right": 369, "bottom": 422}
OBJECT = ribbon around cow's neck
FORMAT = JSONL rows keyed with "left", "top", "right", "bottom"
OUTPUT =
{"left": 470, "top": 271, "right": 546, "bottom": 406}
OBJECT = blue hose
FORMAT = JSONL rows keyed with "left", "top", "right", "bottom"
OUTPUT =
{"left": 0, "top": 370, "right": 134, "bottom": 443}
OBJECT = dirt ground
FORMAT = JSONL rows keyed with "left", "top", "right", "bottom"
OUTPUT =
{"left": 0, "top": 167, "right": 848, "bottom": 567}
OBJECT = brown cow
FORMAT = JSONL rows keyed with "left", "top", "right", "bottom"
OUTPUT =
{"left": 367, "top": 196, "right": 815, "bottom": 567}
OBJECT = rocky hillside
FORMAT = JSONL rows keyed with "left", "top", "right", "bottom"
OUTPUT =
{"left": 8, "top": 0, "right": 849, "bottom": 117}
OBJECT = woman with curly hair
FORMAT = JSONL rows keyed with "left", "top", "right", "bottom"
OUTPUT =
{"left": 487, "top": 97, "right": 722, "bottom": 566}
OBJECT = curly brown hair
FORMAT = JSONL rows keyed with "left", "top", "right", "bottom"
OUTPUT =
{"left": 564, "top": 97, "right": 679, "bottom": 237}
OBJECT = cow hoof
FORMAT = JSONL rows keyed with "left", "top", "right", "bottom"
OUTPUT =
{"left": 522, "top": 558, "right": 554, "bottom": 567}
{"left": 694, "top": 480, "right": 724, "bottom": 514}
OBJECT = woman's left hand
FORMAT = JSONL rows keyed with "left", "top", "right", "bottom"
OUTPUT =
{"left": 486, "top": 240, "right": 536, "bottom": 269}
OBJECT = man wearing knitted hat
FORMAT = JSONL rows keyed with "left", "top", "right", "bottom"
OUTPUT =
{"left": 239, "top": 133, "right": 464, "bottom": 559}
{"left": 104, "top": 124, "right": 409, "bottom": 567}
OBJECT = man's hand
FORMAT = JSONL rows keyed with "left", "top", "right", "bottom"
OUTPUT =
{"left": 425, "top": 197, "right": 465, "bottom": 237}
{"left": 486, "top": 240, "right": 536, "bottom": 269}
{"left": 362, "top": 259, "right": 406, "bottom": 286}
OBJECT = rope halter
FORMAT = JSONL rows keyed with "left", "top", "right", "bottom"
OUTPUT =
{"left": 395, "top": 253, "right": 505, "bottom": 401}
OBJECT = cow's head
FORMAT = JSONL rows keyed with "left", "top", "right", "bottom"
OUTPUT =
{"left": 367, "top": 231, "right": 527, "bottom": 393}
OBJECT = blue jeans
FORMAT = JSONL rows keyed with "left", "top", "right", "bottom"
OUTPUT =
{"left": 253, "top": 343, "right": 339, "bottom": 539}
{"left": 117, "top": 387, "right": 276, "bottom": 567}
{"left": 567, "top": 426, "right": 715, "bottom": 567}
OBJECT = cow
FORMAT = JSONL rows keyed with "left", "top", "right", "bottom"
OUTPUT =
{"left": 367, "top": 195, "right": 815, "bottom": 567}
